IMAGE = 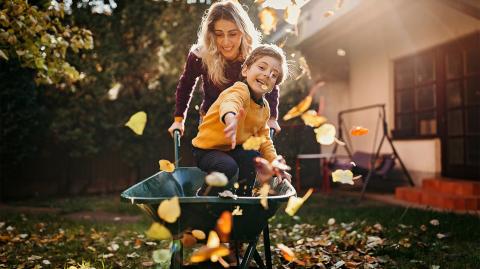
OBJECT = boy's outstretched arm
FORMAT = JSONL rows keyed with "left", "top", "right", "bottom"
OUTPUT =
{"left": 223, "top": 109, "right": 245, "bottom": 149}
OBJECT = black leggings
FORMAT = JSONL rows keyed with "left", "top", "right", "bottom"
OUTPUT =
{"left": 192, "top": 146, "right": 260, "bottom": 196}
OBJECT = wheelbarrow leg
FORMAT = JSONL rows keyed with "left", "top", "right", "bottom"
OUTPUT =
{"left": 253, "top": 249, "right": 266, "bottom": 269}
{"left": 262, "top": 226, "right": 272, "bottom": 269}
{"left": 239, "top": 236, "right": 259, "bottom": 269}
{"left": 170, "top": 239, "right": 183, "bottom": 269}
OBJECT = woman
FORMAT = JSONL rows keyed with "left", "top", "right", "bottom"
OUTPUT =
{"left": 168, "top": 0, "right": 281, "bottom": 136}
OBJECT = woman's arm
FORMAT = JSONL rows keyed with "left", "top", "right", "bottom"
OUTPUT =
{"left": 169, "top": 51, "right": 203, "bottom": 136}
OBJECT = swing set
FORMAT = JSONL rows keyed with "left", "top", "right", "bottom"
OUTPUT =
{"left": 329, "top": 104, "right": 415, "bottom": 198}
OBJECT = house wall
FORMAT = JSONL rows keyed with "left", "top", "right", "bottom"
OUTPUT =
{"left": 296, "top": 0, "right": 480, "bottom": 181}
{"left": 346, "top": 0, "right": 480, "bottom": 180}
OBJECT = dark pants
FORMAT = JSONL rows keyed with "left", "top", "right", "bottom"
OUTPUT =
{"left": 192, "top": 146, "right": 260, "bottom": 196}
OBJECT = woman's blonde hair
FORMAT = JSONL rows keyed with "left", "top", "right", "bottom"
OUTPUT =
{"left": 194, "top": 0, "right": 261, "bottom": 86}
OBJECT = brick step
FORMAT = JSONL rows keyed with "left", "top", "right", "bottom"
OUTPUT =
{"left": 421, "top": 178, "right": 480, "bottom": 196}
{"left": 395, "top": 186, "right": 480, "bottom": 211}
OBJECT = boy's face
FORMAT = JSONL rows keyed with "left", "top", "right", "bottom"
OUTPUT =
{"left": 241, "top": 56, "right": 281, "bottom": 98}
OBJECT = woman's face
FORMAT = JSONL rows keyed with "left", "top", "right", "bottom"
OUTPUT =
{"left": 213, "top": 19, "right": 243, "bottom": 61}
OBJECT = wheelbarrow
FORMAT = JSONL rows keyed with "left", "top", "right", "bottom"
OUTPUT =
{"left": 121, "top": 130, "right": 296, "bottom": 268}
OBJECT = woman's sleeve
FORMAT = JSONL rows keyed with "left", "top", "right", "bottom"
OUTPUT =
{"left": 265, "top": 85, "right": 279, "bottom": 119}
{"left": 174, "top": 52, "right": 203, "bottom": 121}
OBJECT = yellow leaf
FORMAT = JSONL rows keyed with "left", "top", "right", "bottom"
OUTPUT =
{"left": 125, "top": 111, "right": 147, "bottom": 135}
{"left": 331, "top": 169, "right": 354, "bottom": 185}
{"left": 285, "top": 188, "right": 313, "bottom": 216}
{"left": 0, "top": 49, "right": 8, "bottom": 60}
{"left": 145, "top": 222, "right": 171, "bottom": 240}
{"left": 206, "top": 231, "right": 220, "bottom": 248}
{"left": 216, "top": 211, "right": 232, "bottom": 242}
{"left": 301, "top": 110, "right": 327, "bottom": 127}
{"left": 232, "top": 206, "right": 243, "bottom": 216}
{"left": 258, "top": 7, "right": 278, "bottom": 35}
{"left": 277, "top": 243, "right": 295, "bottom": 262}
{"left": 159, "top": 159, "right": 175, "bottom": 173}
{"left": 259, "top": 184, "right": 270, "bottom": 209}
{"left": 283, "top": 95, "right": 312, "bottom": 121}
{"left": 192, "top": 230, "right": 206, "bottom": 240}
{"left": 351, "top": 126, "right": 369, "bottom": 136}
{"left": 157, "top": 196, "right": 180, "bottom": 223}
{"left": 314, "top": 123, "right": 336, "bottom": 145}
{"left": 190, "top": 245, "right": 229, "bottom": 263}
{"left": 205, "top": 172, "right": 228, "bottom": 187}
{"left": 107, "top": 82, "right": 122, "bottom": 101}
{"left": 242, "top": 136, "right": 267, "bottom": 150}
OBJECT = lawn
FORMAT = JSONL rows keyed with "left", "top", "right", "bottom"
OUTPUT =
{"left": 1, "top": 193, "right": 479, "bottom": 268}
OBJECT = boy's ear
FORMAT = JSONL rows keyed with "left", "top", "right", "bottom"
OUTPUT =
{"left": 241, "top": 65, "right": 248, "bottom": 77}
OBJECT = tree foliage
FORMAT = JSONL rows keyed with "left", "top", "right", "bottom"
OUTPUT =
{"left": 0, "top": 0, "right": 93, "bottom": 84}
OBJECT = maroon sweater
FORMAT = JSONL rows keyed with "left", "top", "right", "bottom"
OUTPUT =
{"left": 174, "top": 51, "right": 279, "bottom": 120}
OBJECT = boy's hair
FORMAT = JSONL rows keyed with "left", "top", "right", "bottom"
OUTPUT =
{"left": 195, "top": 0, "right": 262, "bottom": 86}
{"left": 243, "top": 44, "right": 288, "bottom": 85}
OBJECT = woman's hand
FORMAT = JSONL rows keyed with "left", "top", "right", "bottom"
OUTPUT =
{"left": 267, "top": 118, "right": 281, "bottom": 133}
{"left": 168, "top": 121, "right": 184, "bottom": 137}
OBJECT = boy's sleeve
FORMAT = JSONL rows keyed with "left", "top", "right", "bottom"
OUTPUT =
{"left": 258, "top": 124, "right": 278, "bottom": 162}
{"left": 174, "top": 51, "right": 203, "bottom": 121}
{"left": 218, "top": 84, "right": 249, "bottom": 123}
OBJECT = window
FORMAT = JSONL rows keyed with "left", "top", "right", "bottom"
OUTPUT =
{"left": 393, "top": 52, "right": 437, "bottom": 138}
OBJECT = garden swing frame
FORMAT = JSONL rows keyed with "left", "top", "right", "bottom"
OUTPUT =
{"left": 330, "top": 104, "right": 415, "bottom": 198}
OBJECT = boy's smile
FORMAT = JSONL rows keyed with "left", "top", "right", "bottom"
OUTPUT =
{"left": 241, "top": 56, "right": 281, "bottom": 99}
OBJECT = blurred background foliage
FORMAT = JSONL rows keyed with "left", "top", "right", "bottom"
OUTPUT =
{"left": 1, "top": 0, "right": 312, "bottom": 191}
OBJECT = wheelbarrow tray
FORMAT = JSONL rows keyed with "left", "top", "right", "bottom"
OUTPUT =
{"left": 120, "top": 167, "right": 296, "bottom": 241}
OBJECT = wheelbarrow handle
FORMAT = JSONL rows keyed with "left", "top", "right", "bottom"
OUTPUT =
{"left": 269, "top": 128, "right": 275, "bottom": 140}
{"left": 173, "top": 129, "right": 181, "bottom": 168}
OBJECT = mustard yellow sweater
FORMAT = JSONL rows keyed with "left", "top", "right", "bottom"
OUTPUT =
{"left": 192, "top": 82, "right": 278, "bottom": 162}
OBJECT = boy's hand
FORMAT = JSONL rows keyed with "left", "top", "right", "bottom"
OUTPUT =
{"left": 224, "top": 109, "right": 244, "bottom": 149}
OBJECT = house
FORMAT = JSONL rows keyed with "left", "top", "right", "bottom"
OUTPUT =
{"left": 290, "top": 0, "right": 479, "bottom": 209}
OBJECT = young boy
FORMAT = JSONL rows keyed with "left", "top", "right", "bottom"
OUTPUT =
{"left": 191, "top": 44, "right": 290, "bottom": 196}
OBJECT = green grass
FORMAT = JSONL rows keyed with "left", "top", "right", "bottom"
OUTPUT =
{"left": 1, "top": 194, "right": 479, "bottom": 268}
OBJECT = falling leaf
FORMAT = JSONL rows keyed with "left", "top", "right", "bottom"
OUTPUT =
{"left": 430, "top": 219, "right": 439, "bottom": 226}
{"left": 205, "top": 172, "right": 228, "bottom": 187}
{"left": 190, "top": 244, "right": 229, "bottom": 264}
{"left": 243, "top": 136, "right": 267, "bottom": 150}
{"left": 181, "top": 233, "right": 197, "bottom": 248}
{"left": 436, "top": 233, "right": 446, "bottom": 239}
{"left": 277, "top": 243, "right": 305, "bottom": 265}
{"left": 327, "top": 218, "right": 335, "bottom": 225}
{"left": 285, "top": 188, "right": 313, "bottom": 216}
{"left": 107, "top": 82, "right": 122, "bottom": 100}
{"left": 332, "top": 169, "right": 354, "bottom": 185}
{"left": 284, "top": 4, "right": 301, "bottom": 25}
{"left": 283, "top": 95, "right": 312, "bottom": 121}
{"left": 314, "top": 123, "right": 336, "bottom": 145}
{"left": 277, "top": 243, "right": 295, "bottom": 262}
{"left": 192, "top": 230, "right": 206, "bottom": 240}
{"left": 301, "top": 110, "right": 327, "bottom": 127}
{"left": 207, "top": 230, "right": 220, "bottom": 248}
{"left": 145, "top": 222, "right": 172, "bottom": 240}
{"left": 216, "top": 211, "right": 232, "bottom": 242}
{"left": 157, "top": 196, "right": 181, "bottom": 223}
{"left": 259, "top": 184, "right": 270, "bottom": 209}
{"left": 125, "top": 111, "right": 147, "bottom": 135}
{"left": 159, "top": 159, "right": 175, "bottom": 173}
{"left": 152, "top": 249, "right": 171, "bottom": 264}
{"left": 351, "top": 126, "right": 369, "bottom": 136}
{"left": 258, "top": 8, "right": 277, "bottom": 35}
{"left": 324, "top": 10, "right": 334, "bottom": 17}
{"left": 218, "top": 190, "right": 238, "bottom": 199}
{"left": 232, "top": 206, "right": 243, "bottom": 216}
